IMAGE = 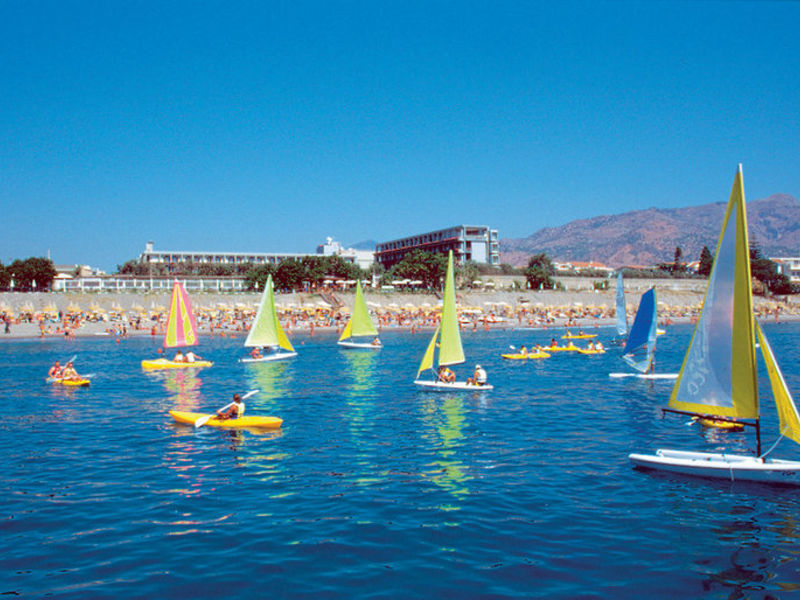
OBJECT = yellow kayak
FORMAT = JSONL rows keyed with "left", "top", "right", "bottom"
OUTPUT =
{"left": 544, "top": 345, "right": 581, "bottom": 353}
{"left": 577, "top": 348, "right": 606, "bottom": 355}
{"left": 697, "top": 417, "right": 744, "bottom": 431}
{"left": 562, "top": 333, "right": 597, "bottom": 339}
{"left": 141, "top": 358, "right": 213, "bottom": 371}
{"left": 501, "top": 351, "right": 550, "bottom": 359}
{"left": 50, "top": 378, "right": 91, "bottom": 387}
{"left": 169, "top": 410, "right": 283, "bottom": 429}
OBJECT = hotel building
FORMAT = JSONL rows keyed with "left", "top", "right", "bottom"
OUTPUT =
{"left": 375, "top": 225, "right": 499, "bottom": 269}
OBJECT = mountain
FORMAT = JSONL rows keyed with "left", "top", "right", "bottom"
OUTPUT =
{"left": 500, "top": 194, "right": 800, "bottom": 268}
{"left": 349, "top": 240, "right": 377, "bottom": 250}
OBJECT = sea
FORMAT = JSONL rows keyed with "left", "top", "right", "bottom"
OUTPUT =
{"left": 2, "top": 323, "right": 800, "bottom": 598}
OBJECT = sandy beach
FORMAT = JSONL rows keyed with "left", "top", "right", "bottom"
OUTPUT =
{"left": 1, "top": 285, "right": 797, "bottom": 340}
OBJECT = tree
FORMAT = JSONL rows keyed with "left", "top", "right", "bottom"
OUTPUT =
{"left": 390, "top": 250, "right": 447, "bottom": 289}
{"left": 698, "top": 246, "right": 714, "bottom": 277}
{"left": 0, "top": 262, "right": 10, "bottom": 291}
{"left": 750, "top": 244, "right": 794, "bottom": 295}
{"left": 275, "top": 259, "right": 305, "bottom": 291}
{"left": 672, "top": 246, "right": 685, "bottom": 273}
{"left": 244, "top": 264, "right": 276, "bottom": 292}
{"left": 301, "top": 256, "right": 327, "bottom": 289}
{"left": 8, "top": 257, "right": 57, "bottom": 291}
{"left": 457, "top": 260, "right": 480, "bottom": 288}
{"left": 524, "top": 253, "right": 555, "bottom": 290}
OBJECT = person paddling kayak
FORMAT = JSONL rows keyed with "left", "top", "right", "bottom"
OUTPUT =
{"left": 216, "top": 393, "right": 245, "bottom": 420}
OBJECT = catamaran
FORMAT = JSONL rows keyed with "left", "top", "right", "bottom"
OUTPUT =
{"left": 609, "top": 288, "right": 676, "bottom": 380}
{"left": 414, "top": 251, "right": 493, "bottom": 391}
{"left": 241, "top": 274, "right": 297, "bottom": 362}
{"left": 141, "top": 280, "right": 213, "bottom": 371}
{"left": 337, "top": 280, "right": 381, "bottom": 349}
{"left": 629, "top": 165, "right": 800, "bottom": 485}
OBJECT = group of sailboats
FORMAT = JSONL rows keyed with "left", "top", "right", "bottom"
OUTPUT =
{"left": 629, "top": 165, "right": 800, "bottom": 485}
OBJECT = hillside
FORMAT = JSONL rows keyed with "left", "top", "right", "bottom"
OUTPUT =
{"left": 500, "top": 194, "right": 800, "bottom": 268}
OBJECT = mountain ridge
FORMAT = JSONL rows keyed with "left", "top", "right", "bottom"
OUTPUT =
{"left": 500, "top": 194, "right": 800, "bottom": 268}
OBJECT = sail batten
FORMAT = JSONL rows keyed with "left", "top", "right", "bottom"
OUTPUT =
{"left": 668, "top": 165, "right": 758, "bottom": 419}
{"left": 245, "top": 275, "right": 294, "bottom": 352}
{"left": 164, "top": 280, "right": 199, "bottom": 348}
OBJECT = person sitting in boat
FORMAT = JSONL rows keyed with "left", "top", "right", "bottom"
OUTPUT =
{"left": 371, "top": 337, "right": 381, "bottom": 346}
{"left": 173, "top": 350, "right": 186, "bottom": 363}
{"left": 595, "top": 341, "right": 604, "bottom": 352}
{"left": 519, "top": 345, "right": 528, "bottom": 356}
{"left": 61, "top": 361, "right": 80, "bottom": 381}
{"left": 550, "top": 337, "right": 558, "bottom": 347}
{"left": 587, "top": 341, "right": 596, "bottom": 350}
{"left": 216, "top": 393, "right": 244, "bottom": 420}
{"left": 185, "top": 351, "right": 202, "bottom": 363}
{"left": 467, "top": 365, "right": 488, "bottom": 386}
{"left": 250, "top": 347, "right": 263, "bottom": 359}
{"left": 48, "top": 360, "right": 62, "bottom": 379}
{"left": 438, "top": 366, "right": 455, "bottom": 383}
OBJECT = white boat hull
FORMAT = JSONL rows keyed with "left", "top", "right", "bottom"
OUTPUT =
{"left": 414, "top": 380, "right": 494, "bottom": 391}
{"left": 240, "top": 352, "right": 297, "bottom": 363}
{"left": 609, "top": 372, "right": 678, "bottom": 380}
{"left": 629, "top": 449, "right": 800, "bottom": 485}
{"left": 337, "top": 341, "right": 381, "bottom": 349}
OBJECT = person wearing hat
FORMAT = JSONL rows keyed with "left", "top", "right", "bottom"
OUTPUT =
{"left": 216, "top": 393, "right": 245, "bottom": 420}
{"left": 467, "top": 364, "right": 487, "bottom": 386}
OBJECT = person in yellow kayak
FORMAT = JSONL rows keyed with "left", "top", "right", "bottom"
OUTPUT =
{"left": 48, "top": 360, "right": 62, "bottom": 379}
{"left": 216, "top": 393, "right": 245, "bottom": 420}
{"left": 60, "top": 361, "right": 81, "bottom": 381}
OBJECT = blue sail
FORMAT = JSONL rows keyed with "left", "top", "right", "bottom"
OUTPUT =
{"left": 622, "top": 287, "right": 657, "bottom": 373}
{"left": 615, "top": 271, "right": 627, "bottom": 336}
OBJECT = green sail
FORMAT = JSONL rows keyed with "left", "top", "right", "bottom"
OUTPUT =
{"left": 245, "top": 275, "right": 295, "bottom": 352}
{"left": 339, "top": 280, "right": 378, "bottom": 341}
{"left": 438, "top": 251, "right": 465, "bottom": 367}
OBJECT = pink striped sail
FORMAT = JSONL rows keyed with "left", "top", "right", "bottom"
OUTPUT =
{"left": 164, "top": 280, "right": 199, "bottom": 348}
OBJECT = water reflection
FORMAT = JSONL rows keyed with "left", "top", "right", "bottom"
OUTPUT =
{"left": 245, "top": 361, "right": 291, "bottom": 407}
{"left": 342, "top": 350, "right": 377, "bottom": 394}
{"left": 420, "top": 394, "right": 472, "bottom": 506}
{"left": 157, "top": 369, "right": 203, "bottom": 410}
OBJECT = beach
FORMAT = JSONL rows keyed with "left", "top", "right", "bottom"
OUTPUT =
{"left": 1, "top": 284, "right": 797, "bottom": 340}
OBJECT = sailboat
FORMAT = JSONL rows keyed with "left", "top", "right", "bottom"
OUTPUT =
{"left": 414, "top": 251, "right": 493, "bottom": 391}
{"left": 241, "top": 274, "right": 297, "bottom": 362}
{"left": 609, "top": 288, "right": 676, "bottom": 379}
{"left": 337, "top": 280, "right": 381, "bottom": 349}
{"left": 629, "top": 165, "right": 800, "bottom": 484}
{"left": 141, "top": 280, "right": 213, "bottom": 370}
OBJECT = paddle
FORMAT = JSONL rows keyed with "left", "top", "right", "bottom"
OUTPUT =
{"left": 194, "top": 389, "right": 260, "bottom": 428}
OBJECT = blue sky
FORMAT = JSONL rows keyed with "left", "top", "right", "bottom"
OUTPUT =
{"left": 2, "top": 1, "right": 798, "bottom": 271}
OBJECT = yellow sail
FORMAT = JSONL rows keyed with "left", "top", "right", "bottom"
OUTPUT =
{"left": 245, "top": 275, "right": 294, "bottom": 352}
{"left": 668, "top": 165, "right": 758, "bottom": 419}
{"left": 338, "top": 281, "right": 378, "bottom": 341}
{"left": 756, "top": 323, "right": 800, "bottom": 446}
{"left": 417, "top": 326, "right": 440, "bottom": 378}
{"left": 438, "top": 251, "right": 465, "bottom": 367}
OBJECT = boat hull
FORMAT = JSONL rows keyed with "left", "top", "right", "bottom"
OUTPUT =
{"left": 169, "top": 410, "right": 283, "bottom": 429}
{"left": 609, "top": 373, "right": 678, "bottom": 380}
{"left": 50, "top": 378, "right": 91, "bottom": 387}
{"left": 629, "top": 449, "right": 800, "bottom": 485}
{"left": 414, "top": 380, "right": 494, "bottom": 391}
{"left": 337, "top": 341, "right": 381, "bottom": 350}
{"left": 501, "top": 352, "right": 550, "bottom": 359}
{"left": 240, "top": 352, "right": 297, "bottom": 363}
{"left": 141, "top": 359, "right": 213, "bottom": 371}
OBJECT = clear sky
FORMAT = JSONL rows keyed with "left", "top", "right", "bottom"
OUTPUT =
{"left": 2, "top": 1, "right": 798, "bottom": 271}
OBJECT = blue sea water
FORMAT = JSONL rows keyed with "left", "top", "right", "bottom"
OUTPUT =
{"left": 2, "top": 323, "right": 800, "bottom": 598}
